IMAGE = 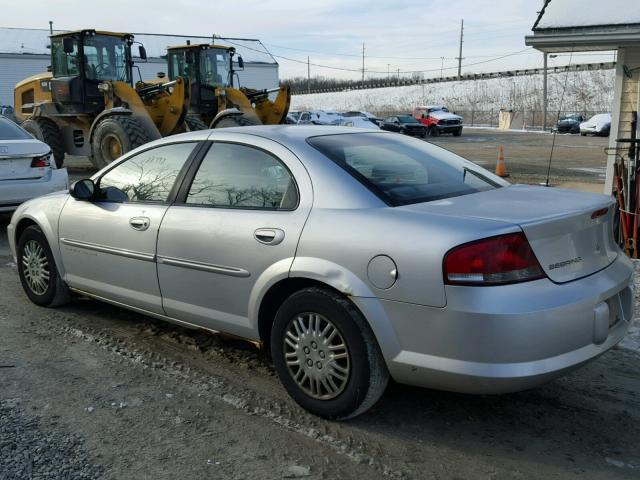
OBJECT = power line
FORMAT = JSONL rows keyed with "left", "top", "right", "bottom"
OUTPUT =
{"left": 225, "top": 38, "right": 534, "bottom": 75}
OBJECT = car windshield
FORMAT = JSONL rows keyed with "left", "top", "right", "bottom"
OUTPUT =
{"left": 0, "top": 118, "right": 32, "bottom": 140}
{"left": 308, "top": 133, "right": 501, "bottom": 206}
{"left": 200, "top": 48, "right": 231, "bottom": 87}
{"left": 398, "top": 116, "right": 419, "bottom": 124}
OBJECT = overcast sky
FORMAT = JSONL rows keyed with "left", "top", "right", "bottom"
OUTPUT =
{"left": 2, "top": 0, "right": 616, "bottom": 80}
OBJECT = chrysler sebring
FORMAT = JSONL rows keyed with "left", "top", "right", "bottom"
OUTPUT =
{"left": 8, "top": 126, "right": 634, "bottom": 419}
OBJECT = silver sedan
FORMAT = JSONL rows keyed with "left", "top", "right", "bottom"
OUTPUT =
{"left": 8, "top": 126, "right": 634, "bottom": 419}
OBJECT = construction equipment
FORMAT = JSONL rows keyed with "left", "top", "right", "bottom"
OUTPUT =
{"left": 14, "top": 29, "right": 190, "bottom": 168}
{"left": 165, "top": 42, "right": 290, "bottom": 130}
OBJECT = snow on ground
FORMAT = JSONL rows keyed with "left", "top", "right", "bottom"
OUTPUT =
{"left": 619, "top": 263, "right": 640, "bottom": 353}
{"left": 291, "top": 69, "right": 614, "bottom": 116}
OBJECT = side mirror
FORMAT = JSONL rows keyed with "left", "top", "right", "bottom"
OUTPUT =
{"left": 138, "top": 45, "right": 147, "bottom": 60}
{"left": 62, "top": 38, "right": 75, "bottom": 54}
{"left": 237, "top": 56, "right": 244, "bottom": 69}
{"left": 69, "top": 179, "right": 95, "bottom": 200}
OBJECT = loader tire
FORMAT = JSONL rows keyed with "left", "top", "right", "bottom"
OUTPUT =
{"left": 22, "top": 118, "right": 65, "bottom": 168}
{"left": 91, "top": 116, "right": 149, "bottom": 169}
{"left": 185, "top": 116, "right": 209, "bottom": 132}
{"left": 215, "top": 115, "right": 259, "bottom": 128}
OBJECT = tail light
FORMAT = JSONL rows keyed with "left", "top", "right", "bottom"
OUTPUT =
{"left": 443, "top": 232, "right": 545, "bottom": 286}
{"left": 30, "top": 153, "right": 51, "bottom": 168}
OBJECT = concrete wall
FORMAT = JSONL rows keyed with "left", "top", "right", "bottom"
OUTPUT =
{"left": 605, "top": 47, "right": 640, "bottom": 193}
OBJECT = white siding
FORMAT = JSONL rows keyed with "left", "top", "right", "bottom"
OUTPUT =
{"left": 0, "top": 54, "right": 50, "bottom": 106}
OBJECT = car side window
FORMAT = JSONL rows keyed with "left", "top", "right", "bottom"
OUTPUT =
{"left": 99, "top": 142, "right": 197, "bottom": 203}
{"left": 186, "top": 143, "right": 298, "bottom": 210}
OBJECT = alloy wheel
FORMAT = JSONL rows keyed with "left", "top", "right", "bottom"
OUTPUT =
{"left": 21, "top": 240, "right": 50, "bottom": 295}
{"left": 283, "top": 312, "right": 351, "bottom": 400}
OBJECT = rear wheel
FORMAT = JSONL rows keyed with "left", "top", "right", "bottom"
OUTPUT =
{"left": 214, "top": 115, "right": 259, "bottom": 128}
{"left": 17, "top": 225, "right": 71, "bottom": 307}
{"left": 21, "top": 117, "right": 65, "bottom": 168}
{"left": 271, "top": 287, "right": 389, "bottom": 420}
{"left": 184, "top": 115, "right": 208, "bottom": 132}
{"left": 91, "top": 116, "right": 149, "bottom": 169}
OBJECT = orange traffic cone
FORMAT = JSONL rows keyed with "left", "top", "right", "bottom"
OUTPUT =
{"left": 495, "top": 146, "right": 509, "bottom": 177}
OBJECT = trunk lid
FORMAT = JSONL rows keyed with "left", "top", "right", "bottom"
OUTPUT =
{"left": 400, "top": 185, "right": 618, "bottom": 283}
{"left": 0, "top": 140, "right": 49, "bottom": 181}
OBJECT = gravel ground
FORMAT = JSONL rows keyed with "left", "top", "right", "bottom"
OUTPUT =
{"left": 0, "top": 400, "right": 103, "bottom": 480}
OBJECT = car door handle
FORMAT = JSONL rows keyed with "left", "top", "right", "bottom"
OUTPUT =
{"left": 254, "top": 228, "right": 285, "bottom": 246}
{"left": 129, "top": 216, "right": 150, "bottom": 231}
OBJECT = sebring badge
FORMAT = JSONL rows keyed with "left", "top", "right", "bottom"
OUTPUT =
{"left": 0, "top": 145, "right": 8, "bottom": 154}
{"left": 549, "top": 257, "right": 583, "bottom": 270}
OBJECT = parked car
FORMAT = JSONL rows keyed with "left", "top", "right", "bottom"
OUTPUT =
{"left": 286, "top": 111, "right": 301, "bottom": 124}
{"left": 342, "top": 111, "right": 382, "bottom": 126}
{"left": 413, "top": 105, "right": 463, "bottom": 137}
{"left": 0, "top": 105, "right": 18, "bottom": 124}
{"left": 339, "top": 117, "right": 380, "bottom": 129}
{"left": 553, "top": 113, "right": 584, "bottom": 134}
{"left": 580, "top": 113, "right": 611, "bottom": 136}
{"left": 381, "top": 115, "right": 427, "bottom": 137}
{"left": 9, "top": 126, "right": 634, "bottom": 419}
{"left": 0, "top": 116, "right": 68, "bottom": 212}
{"left": 295, "top": 110, "right": 342, "bottom": 125}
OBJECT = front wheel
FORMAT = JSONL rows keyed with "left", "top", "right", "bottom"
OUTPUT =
{"left": 271, "top": 287, "right": 389, "bottom": 420}
{"left": 17, "top": 225, "right": 71, "bottom": 307}
{"left": 453, "top": 128, "right": 462, "bottom": 137}
{"left": 91, "top": 116, "right": 149, "bottom": 169}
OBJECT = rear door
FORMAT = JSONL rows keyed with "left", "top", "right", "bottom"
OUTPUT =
{"left": 58, "top": 141, "right": 199, "bottom": 313}
{"left": 156, "top": 136, "right": 312, "bottom": 338}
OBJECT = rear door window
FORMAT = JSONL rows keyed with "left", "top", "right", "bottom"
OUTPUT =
{"left": 186, "top": 143, "right": 298, "bottom": 210}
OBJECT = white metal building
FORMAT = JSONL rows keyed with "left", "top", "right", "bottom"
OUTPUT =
{"left": 0, "top": 27, "right": 280, "bottom": 106}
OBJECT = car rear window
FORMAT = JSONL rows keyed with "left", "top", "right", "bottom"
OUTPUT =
{"left": 0, "top": 118, "right": 32, "bottom": 140}
{"left": 307, "top": 133, "right": 502, "bottom": 206}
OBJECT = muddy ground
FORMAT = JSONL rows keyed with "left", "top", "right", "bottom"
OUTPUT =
{"left": 1, "top": 206, "right": 640, "bottom": 479}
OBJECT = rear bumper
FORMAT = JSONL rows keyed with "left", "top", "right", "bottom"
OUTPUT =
{"left": 352, "top": 254, "right": 634, "bottom": 394}
{"left": 0, "top": 169, "right": 68, "bottom": 213}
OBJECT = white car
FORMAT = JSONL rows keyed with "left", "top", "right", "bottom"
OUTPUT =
{"left": 580, "top": 113, "right": 611, "bottom": 136}
{"left": 0, "top": 116, "right": 68, "bottom": 212}
{"left": 339, "top": 117, "right": 380, "bottom": 129}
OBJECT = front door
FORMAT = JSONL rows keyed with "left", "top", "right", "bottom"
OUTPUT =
{"left": 156, "top": 138, "right": 312, "bottom": 339}
{"left": 58, "top": 141, "right": 199, "bottom": 313}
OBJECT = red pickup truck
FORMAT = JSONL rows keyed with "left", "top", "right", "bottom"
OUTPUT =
{"left": 413, "top": 105, "right": 463, "bottom": 137}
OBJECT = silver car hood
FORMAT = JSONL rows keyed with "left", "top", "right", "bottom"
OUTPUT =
{"left": 399, "top": 185, "right": 618, "bottom": 283}
{"left": 429, "top": 111, "right": 463, "bottom": 121}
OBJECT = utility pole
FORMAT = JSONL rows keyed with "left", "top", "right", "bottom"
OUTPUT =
{"left": 49, "top": 21, "right": 53, "bottom": 34}
{"left": 397, "top": 67, "right": 400, "bottom": 82}
{"left": 440, "top": 56, "right": 445, "bottom": 79}
{"left": 542, "top": 52, "right": 548, "bottom": 131}
{"left": 361, "top": 42, "right": 365, "bottom": 83}
{"left": 387, "top": 64, "right": 390, "bottom": 80}
{"left": 456, "top": 19, "right": 464, "bottom": 79}
{"left": 307, "top": 56, "right": 311, "bottom": 94}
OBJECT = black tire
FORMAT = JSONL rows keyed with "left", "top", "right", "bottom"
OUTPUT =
{"left": 420, "top": 129, "right": 427, "bottom": 138}
{"left": 271, "top": 287, "right": 389, "bottom": 420}
{"left": 427, "top": 126, "right": 439, "bottom": 137}
{"left": 21, "top": 118, "right": 65, "bottom": 168}
{"left": 214, "top": 115, "right": 259, "bottom": 128}
{"left": 184, "top": 115, "right": 208, "bottom": 131}
{"left": 580, "top": 132, "right": 587, "bottom": 136}
{"left": 453, "top": 128, "right": 462, "bottom": 137}
{"left": 17, "top": 225, "right": 71, "bottom": 308}
{"left": 399, "top": 127, "right": 406, "bottom": 135}
{"left": 91, "top": 115, "right": 149, "bottom": 169}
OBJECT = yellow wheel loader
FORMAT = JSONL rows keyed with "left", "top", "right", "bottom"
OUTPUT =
{"left": 14, "top": 29, "right": 190, "bottom": 168}
{"left": 165, "top": 42, "right": 290, "bottom": 130}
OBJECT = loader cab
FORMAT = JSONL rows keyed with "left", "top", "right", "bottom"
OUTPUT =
{"left": 50, "top": 30, "right": 134, "bottom": 114}
{"left": 167, "top": 44, "right": 234, "bottom": 117}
